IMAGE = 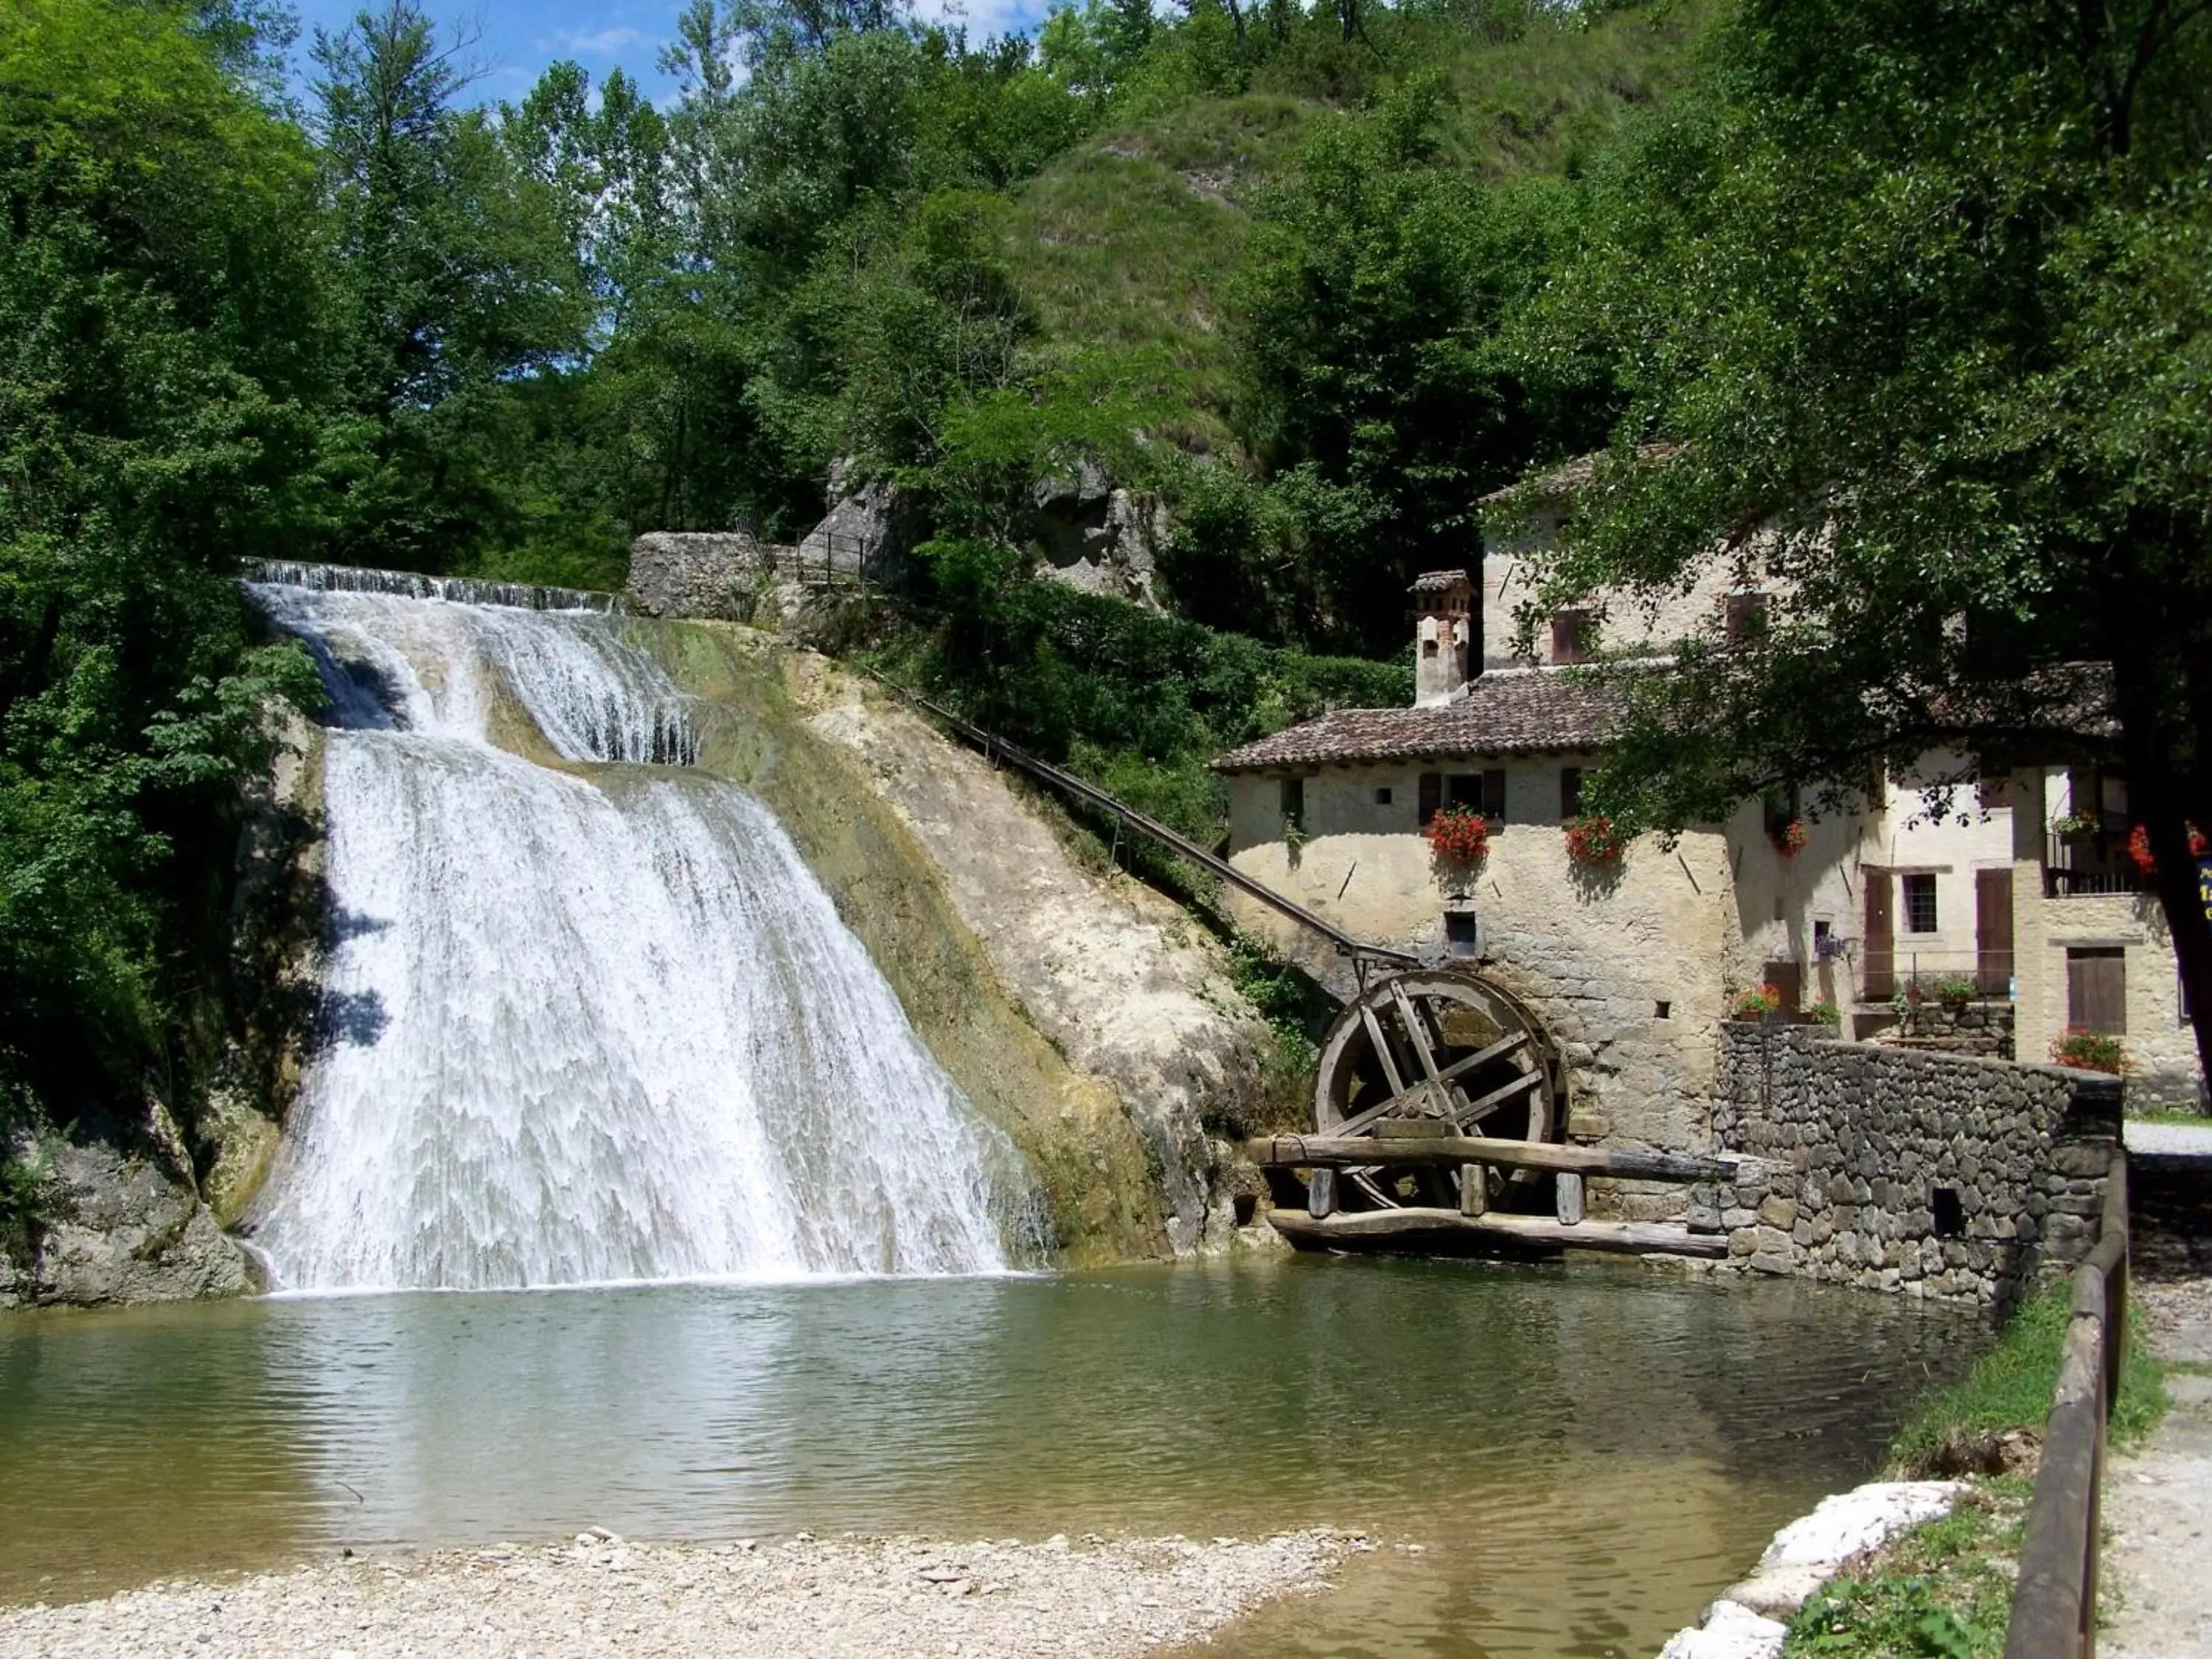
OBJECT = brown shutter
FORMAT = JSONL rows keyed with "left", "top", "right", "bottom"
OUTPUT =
{"left": 1725, "top": 591, "right": 1770, "bottom": 646}
{"left": 1482, "top": 768, "right": 1507, "bottom": 821}
{"left": 1551, "top": 609, "right": 1591, "bottom": 666}
{"left": 1418, "top": 772, "right": 1441, "bottom": 826}
{"left": 1560, "top": 767, "right": 1583, "bottom": 819}
{"left": 1763, "top": 959, "right": 1804, "bottom": 1015}
{"left": 1975, "top": 868, "right": 2014, "bottom": 995}
{"left": 1863, "top": 871, "right": 1894, "bottom": 999}
{"left": 2067, "top": 948, "right": 2126, "bottom": 1034}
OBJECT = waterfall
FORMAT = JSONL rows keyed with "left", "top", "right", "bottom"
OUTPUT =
{"left": 244, "top": 581, "right": 1042, "bottom": 1292}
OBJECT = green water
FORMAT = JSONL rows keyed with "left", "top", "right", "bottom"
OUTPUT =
{"left": 0, "top": 1256, "right": 1983, "bottom": 1656}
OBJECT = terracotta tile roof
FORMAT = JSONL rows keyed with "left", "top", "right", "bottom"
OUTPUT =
{"left": 1408, "top": 568, "right": 1471, "bottom": 594}
{"left": 1211, "top": 669, "right": 1626, "bottom": 772}
{"left": 1478, "top": 443, "right": 1686, "bottom": 507}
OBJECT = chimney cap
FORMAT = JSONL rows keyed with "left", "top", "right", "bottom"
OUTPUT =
{"left": 1408, "top": 568, "right": 1472, "bottom": 597}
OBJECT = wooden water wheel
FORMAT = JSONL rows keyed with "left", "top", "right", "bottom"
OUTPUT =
{"left": 1308, "top": 970, "right": 1561, "bottom": 1216}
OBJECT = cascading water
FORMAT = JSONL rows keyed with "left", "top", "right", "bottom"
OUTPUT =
{"left": 245, "top": 580, "right": 1043, "bottom": 1292}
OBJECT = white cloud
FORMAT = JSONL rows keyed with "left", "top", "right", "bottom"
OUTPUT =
{"left": 552, "top": 25, "right": 649, "bottom": 57}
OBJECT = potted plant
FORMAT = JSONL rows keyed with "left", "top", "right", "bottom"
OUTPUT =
{"left": 1772, "top": 818, "right": 1809, "bottom": 858}
{"left": 1425, "top": 805, "right": 1489, "bottom": 868}
{"left": 1809, "top": 997, "right": 1842, "bottom": 1027}
{"left": 2051, "top": 810, "right": 2097, "bottom": 839}
{"left": 2050, "top": 1027, "right": 2128, "bottom": 1074}
{"left": 1934, "top": 974, "right": 1977, "bottom": 1013}
{"left": 1732, "top": 983, "right": 1783, "bottom": 1020}
{"left": 1563, "top": 814, "right": 1627, "bottom": 865}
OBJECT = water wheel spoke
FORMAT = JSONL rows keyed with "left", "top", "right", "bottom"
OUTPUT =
{"left": 1312, "top": 970, "right": 1561, "bottom": 1217}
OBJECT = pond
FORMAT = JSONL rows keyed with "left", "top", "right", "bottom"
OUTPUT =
{"left": 0, "top": 1256, "right": 1983, "bottom": 1657}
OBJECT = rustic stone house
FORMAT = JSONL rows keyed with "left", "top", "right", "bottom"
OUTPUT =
{"left": 1213, "top": 466, "right": 2204, "bottom": 1152}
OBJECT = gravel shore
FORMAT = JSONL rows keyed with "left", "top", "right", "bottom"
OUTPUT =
{"left": 0, "top": 1528, "right": 1357, "bottom": 1659}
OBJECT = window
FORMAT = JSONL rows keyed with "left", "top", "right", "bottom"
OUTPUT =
{"left": 1422, "top": 638, "right": 1439, "bottom": 658}
{"left": 1374, "top": 785, "right": 1394, "bottom": 807}
{"left": 2067, "top": 947, "right": 2126, "bottom": 1034}
{"left": 1560, "top": 767, "right": 1583, "bottom": 819}
{"left": 1725, "top": 590, "right": 1770, "bottom": 647}
{"left": 1481, "top": 768, "right": 1507, "bottom": 821}
{"left": 1444, "top": 912, "right": 1481, "bottom": 959}
{"left": 1279, "top": 776, "right": 1305, "bottom": 834}
{"left": 1550, "top": 608, "right": 1593, "bottom": 666}
{"left": 1902, "top": 873, "right": 1938, "bottom": 935}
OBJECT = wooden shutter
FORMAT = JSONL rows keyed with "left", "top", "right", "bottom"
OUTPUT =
{"left": 1418, "top": 771, "right": 1441, "bottom": 826}
{"left": 1975, "top": 869, "right": 2014, "bottom": 995}
{"left": 1560, "top": 767, "right": 1583, "bottom": 819}
{"left": 1725, "top": 591, "right": 1770, "bottom": 646}
{"left": 2067, "top": 948, "right": 2126, "bottom": 1034}
{"left": 1481, "top": 768, "right": 1507, "bottom": 821}
{"left": 1863, "top": 871, "right": 1894, "bottom": 999}
{"left": 1763, "top": 959, "right": 1804, "bottom": 1015}
{"left": 1551, "top": 609, "right": 1591, "bottom": 666}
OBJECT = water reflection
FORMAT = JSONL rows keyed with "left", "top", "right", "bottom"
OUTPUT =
{"left": 0, "top": 1258, "right": 1984, "bottom": 1655}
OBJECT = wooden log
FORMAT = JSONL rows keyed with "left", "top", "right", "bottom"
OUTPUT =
{"left": 1556, "top": 1172, "right": 1585, "bottom": 1225}
{"left": 1266, "top": 1207, "right": 1730, "bottom": 1259}
{"left": 1244, "top": 1135, "right": 1736, "bottom": 1183}
{"left": 1459, "top": 1163, "right": 1487, "bottom": 1217}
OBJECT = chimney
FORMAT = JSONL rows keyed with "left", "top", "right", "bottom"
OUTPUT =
{"left": 1410, "top": 569, "right": 1473, "bottom": 708}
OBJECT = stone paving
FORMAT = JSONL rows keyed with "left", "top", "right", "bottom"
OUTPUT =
{"left": 2100, "top": 1275, "right": 2212, "bottom": 1658}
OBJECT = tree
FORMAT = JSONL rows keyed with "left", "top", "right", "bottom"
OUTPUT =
{"left": 1, "top": 0, "right": 324, "bottom": 1148}
{"left": 1515, "top": 0, "right": 2212, "bottom": 1089}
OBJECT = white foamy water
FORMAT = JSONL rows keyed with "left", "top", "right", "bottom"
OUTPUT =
{"left": 245, "top": 584, "right": 1041, "bottom": 1291}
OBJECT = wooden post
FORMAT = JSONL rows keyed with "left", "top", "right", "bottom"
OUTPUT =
{"left": 1308, "top": 1168, "right": 1337, "bottom": 1219}
{"left": 1556, "top": 1172, "right": 1585, "bottom": 1226}
{"left": 1459, "top": 1163, "right": 1487, "bottom": 1217}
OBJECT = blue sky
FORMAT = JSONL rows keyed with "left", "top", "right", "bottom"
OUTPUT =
{"left": 286, "top": 0, "right": 1059, "bottom": 106}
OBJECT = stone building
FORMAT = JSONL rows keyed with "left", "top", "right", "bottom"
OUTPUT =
{"left": 1212, "top": 461, "right": 2205, "bottom": 1166}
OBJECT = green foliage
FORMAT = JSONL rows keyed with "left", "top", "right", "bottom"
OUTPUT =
{"left": 1224, "top": 932, "right": 1332, "bottom": 1132}
{"left": 1783, "top": 1484, "right": 2025, "bottom": 1658}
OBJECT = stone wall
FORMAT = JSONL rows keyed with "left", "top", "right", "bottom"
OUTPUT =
{"left": 1702, "top": 1023, "right": 2121, "bottom": 1305}
{"left": 625, "top": 532, "right": 785, "bottom": 621}
{"left": 1868, "top": 998, "right": 2016, "bottom": 1060}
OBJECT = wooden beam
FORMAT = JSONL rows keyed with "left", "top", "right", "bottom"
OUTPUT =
{"left": 1359, "top": 1002, "right": 1408, "bottom": 1096}
{"left": 1267, "top": 1208, "right": 1730, "bottom": 1259}
{"left": 1452, "top": 1068, "right": 1542, "bottom": 1127}
{"left": 1244, "top": 1136, "right": 1736, "bottom": 1183}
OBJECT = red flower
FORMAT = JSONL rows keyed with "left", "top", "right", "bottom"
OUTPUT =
{"left": 1773, "top": 819, "right": 1808, "bottom": 858}
{"left": 1565, "top": 815, "right": 1626, "bottom": 864}
{"left": 1425, "top": 806, "right": 1489, "bottom": 866}
{"left": 2126, "top": 822, "right": 2209, "bottom": 877}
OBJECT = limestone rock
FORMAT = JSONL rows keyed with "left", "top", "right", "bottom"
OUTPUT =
{"left": 1, "top": 1140, "right": 260, "bottom": 1310}
{"left": 1657, "top": 1598, "right": 1786, "bottom": 1659}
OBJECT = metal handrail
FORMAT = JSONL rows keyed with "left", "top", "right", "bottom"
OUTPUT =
{"left": 2003, "top": 1152, "right": 2130, "bottom": 1659}
{"left": 856, "top": 667, "right": 1418, "bottom": 982}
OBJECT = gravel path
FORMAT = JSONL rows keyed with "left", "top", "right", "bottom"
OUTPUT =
{"left": 0, "top": 1529, "right": 1354, "bottom": 1659}
{"left": 2100, "top": 1279, "right": 2212, "bottom": 1659}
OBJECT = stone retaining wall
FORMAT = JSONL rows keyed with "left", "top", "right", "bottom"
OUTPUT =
{"left": 1869, "top": 998, "right": 2015, "bottom": 1060}
{"left": 626, "top": 532, "right": 785, "bottom": 621}
{"left": 1699, "top": 1024, "right": 2121, "bottom": 1306}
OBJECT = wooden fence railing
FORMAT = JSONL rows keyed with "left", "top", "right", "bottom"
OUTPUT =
{"left": 2003, "top": 1152, "right": 2130, "bottom": 1659}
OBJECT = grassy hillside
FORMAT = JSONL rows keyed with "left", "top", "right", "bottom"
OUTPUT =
{"left": 1002, "top": 3, "right": 1708, "bottom": 451}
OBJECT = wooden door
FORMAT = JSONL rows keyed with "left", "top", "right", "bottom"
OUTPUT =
{"left": 1975, "top": 868, "right": 2014, "bottom": 995}
{"left": 1863, "top": 872, "right": 1894, "bottom": 1000}
{"left": 1762, "top": 959, "right": 1804, "bottom": 1016}
{"left": 2067, "top": 948, "right": 2127, "bottom": 1034}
